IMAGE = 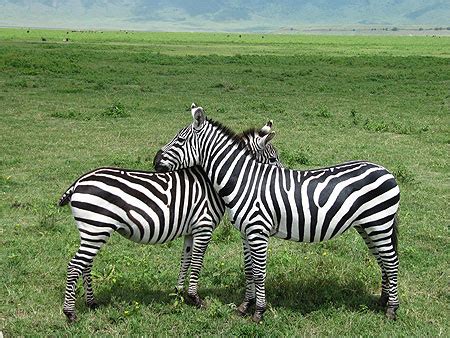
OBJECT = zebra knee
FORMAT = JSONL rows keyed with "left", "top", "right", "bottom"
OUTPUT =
{"left": 252, "top": 273, "right": 266, "bottom": 287}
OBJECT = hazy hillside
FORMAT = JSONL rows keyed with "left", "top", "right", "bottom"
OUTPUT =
{"left": 1, "top": 0, "right": 449, "bottom": 31}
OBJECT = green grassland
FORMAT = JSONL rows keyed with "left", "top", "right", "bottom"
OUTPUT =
{"left": 1, "top": 28, "right": 449, "bottom": 336}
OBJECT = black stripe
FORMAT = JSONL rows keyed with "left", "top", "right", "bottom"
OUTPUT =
{"left": 74, "top": 216, "right": 118, "bottom": 230}
{"left": 71, "top": 200, "right": 126, "bottom": 225}
{"left": 78, "top": 227, "right": 111, "bottom": 237}
{"left": 294, "top": 171, "right": 305, "bottom": 241}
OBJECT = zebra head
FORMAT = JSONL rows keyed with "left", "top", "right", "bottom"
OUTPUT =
{"left": 154, "top": 105, "right": 281, "bottom": 171}
{"left": 239, "top": 120, "right": 282, "bottom": 168}
{"left": 153, "top": 104, "right": 204, "bottom": 172}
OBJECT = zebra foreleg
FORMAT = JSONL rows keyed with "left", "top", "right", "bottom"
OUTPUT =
{"left": 237, "top": 237, "right": 255, "bottom": 316}
{"left": 247, "top": 233, "right": 269, "bottom": 323}
{"left": 186, "top": 229, "right": 212, "bottom": 308}
{"left": 176, "top": 235, "right": 193, "bottom": 293}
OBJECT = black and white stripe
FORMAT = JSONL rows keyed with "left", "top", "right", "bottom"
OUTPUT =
{"left": 154, "top": 106, "right": 400, "bottom": 322}
{"left": 59, "top": 121, "right": 280, "bottom": 322}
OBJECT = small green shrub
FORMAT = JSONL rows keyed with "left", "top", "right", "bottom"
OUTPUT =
{"left": 211, "top": 81, "right": 238, "bottom": 91}
{"left": 50, "top": 111, "right": 81, "bottom": 119}
{"left": 392, "top": 165, "right": 415, "bottom": 184}
{"left": 102, "top": 102, "right": 129, "bottom": 118}
{"left": 317, "top": 105, "right": 333, "bottom": 118}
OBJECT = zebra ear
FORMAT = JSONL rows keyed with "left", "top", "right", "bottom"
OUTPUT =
{"left": 192, "top": 106, "right": 205, "bottom": 128}
{"left": 257, "top": 131, "right": 275, "bottom": 148}
{"left": 260, "top": 119, "right": 274, "bottom": 135}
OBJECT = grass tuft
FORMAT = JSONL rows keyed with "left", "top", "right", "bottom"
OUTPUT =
{"left": 102, "top": 102, "right": 129, "bottom": 118}
{"left": 392, "top": 165, "right": 415, "bottom": 185}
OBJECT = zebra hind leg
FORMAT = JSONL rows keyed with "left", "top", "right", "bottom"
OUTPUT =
{"left": 236, "top": 237, "right": 255, "bottom": 316}
{"left": 362, "top": 218, "right": 399, "bottom": 320}
{"left": 354, "top": 225, "right": 389, "bottom": 308}
{"left": 186, "top": 229, "right": 212, "bottom": 308}
{"left": 82, "top": 265, "right": 99, "bottom": 309}
{"left": 63, "top": 226, "right": 112, "bottom": 322}
{"left": 63, "top": 259, "right": 83, "bottom": 323}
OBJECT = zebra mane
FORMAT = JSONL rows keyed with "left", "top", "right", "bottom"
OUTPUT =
{"left": 206, "top": 118, "right": 253, "bottom": 153}
{"left": 239, "top": 127, "right": 261, "bottom": 138}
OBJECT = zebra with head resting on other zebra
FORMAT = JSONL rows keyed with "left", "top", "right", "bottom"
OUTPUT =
{"left": 154, "top": 105, "right": 401, "bottom": 323}
{"left": 58, "top": 114, "right": 281, "bottom": 322}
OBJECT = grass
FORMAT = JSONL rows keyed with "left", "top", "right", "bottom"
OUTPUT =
{"left": 0, "top": 28, "right": 449, "bottom": 336}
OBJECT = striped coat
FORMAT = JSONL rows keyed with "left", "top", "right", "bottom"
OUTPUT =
{"left": 154, "top": 106, "right": 400, "bottom": 322}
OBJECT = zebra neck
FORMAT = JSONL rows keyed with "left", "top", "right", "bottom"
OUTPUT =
{"left": 199, "top": 122, "right": 257, "bottom": 202}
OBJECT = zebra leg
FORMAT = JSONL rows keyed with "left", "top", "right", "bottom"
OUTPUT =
{"left": 186, "top": 228, "right": 212, "bottom": 308}
{"left": 237, "top": 237, "right": 255, "bottom": 316}
{"left": 82, "top": 265, "right": 98, "bottom": 309}
{"left": 176, "top": 235, "right": 193, "bottom": 293}
{"left": 364, "top": 220, "right": 399, "bottom": 320}
{"left": 247, "top": 233, "right": 269, "bottom": 323}
{"left": 354, "top": 225, "right": 389, "bottom": 307}
{"left": 64, "top": 256, "right": 83, "bottom": 323}
{"left": 63, "top": 223, "right": 112, "bottom": 322}
{"left": 381, "top": 247, "right": 399, "bottom": 320}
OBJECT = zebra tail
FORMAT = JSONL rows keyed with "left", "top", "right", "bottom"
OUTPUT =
{"left": 58, "top": 185, "right": 75, "bottom": 206}
{"left": 392, "top": 213, "right": 399, "bottom": 255}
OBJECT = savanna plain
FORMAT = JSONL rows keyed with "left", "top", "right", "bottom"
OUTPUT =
{"left": 0, "top": 29, "right": 449, "bottom": 336}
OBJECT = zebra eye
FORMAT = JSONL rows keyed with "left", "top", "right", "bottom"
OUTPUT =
{"left": 269, "top": 158, "right": 276, "bottom": 162}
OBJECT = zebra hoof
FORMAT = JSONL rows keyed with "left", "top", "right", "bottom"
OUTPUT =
{"left": 236, "top": 299, "right": 255, "bottom": 316}
{"left": 378, "top": 293, "right": 389, "bottom": 307}
{"left": 187, "top": 293, "right": 205, "bottom": 309}
{"left": 197, "top": 299, "right": 207, "bottom": 309}
{"left": 385, "top": 307, "right": 397, "bottom": 320}
{"left": 236, "top": 303, "right": 249, "bottom": 316}
{"left": 87, "top": 301, "right": 99, "bottom": 310}
{"left": 251, "top": 311, "right": 263, "bottom": 323}
{"left": 64, "top": 310, "right": 77, "bottom": 323}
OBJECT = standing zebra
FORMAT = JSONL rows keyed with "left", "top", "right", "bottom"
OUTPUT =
{"left": 154, "top": 106, "right": 400, "bottom": 322}
{"left": 59, "top": 118, "right": 281, "bottom": 322}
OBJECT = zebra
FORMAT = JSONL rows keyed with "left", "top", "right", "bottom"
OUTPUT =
{"left": 59, "top": 117, "right": 281, "bottom": 322}
{"left": 154, "top": 105, "right": 401, "bottom": 322}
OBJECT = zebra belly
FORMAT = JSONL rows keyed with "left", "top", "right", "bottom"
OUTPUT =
{"left": 116, "top": 220, "right": 190, "bottom": 244}
{"left": 117, "top": 206, "right": 194, "bottom": 244}
{"left": 271, "top": 221, "right": 353, "bottom": 243}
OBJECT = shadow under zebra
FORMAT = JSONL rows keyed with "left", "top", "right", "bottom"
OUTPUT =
{"left": 82, "top": 273, "right": 383, "bottom": 318}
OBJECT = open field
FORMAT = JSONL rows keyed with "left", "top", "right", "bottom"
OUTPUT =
{"left": 1, "top": 28, "right": 449, "bottom": 336}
